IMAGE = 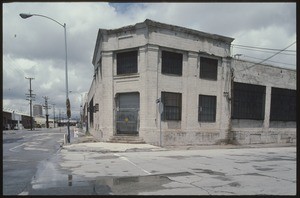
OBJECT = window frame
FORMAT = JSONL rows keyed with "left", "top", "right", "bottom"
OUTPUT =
{"left": 199, "top": 56, "right": 218, "bottom": 80}
{"left": 198, "top": 95, "right": 217, "bottom": 122}
{"left": 270, "top": 87, "right": 296, "bottom": 121}
{"left": 161, "top": 92, "right": 182, "bottom": 121}
{"left": 116, "top": 50, "right": 138, "bottom": 75}
{"left": 161, "top": 50, "right": 183, "bottom": 76}
{"left": 232, "top": 82, "right": 266, "bottom": 120}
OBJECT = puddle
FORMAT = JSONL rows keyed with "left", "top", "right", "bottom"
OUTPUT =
{"left": 159, "top": 172, "right": 193, "bottom": 177}
{"left": 3, "top": 138, "right": 24, "bottom": 144}
{"left": 164, "top": 155, "right": 212, "bottom": 159}
{"left": 92, "top": 155, "right": 119, "bottom": 160}
{"left": 28, "top": 159, "right": 189, "bottom": 195}
{"left": 104, "top": 175, "right": 171, "bottom": 195}
{"left": 192, "top": 168, "right": 225, "bottom": 176}
{"left": 253, "top": 166, "right": 274, "bottom": 171}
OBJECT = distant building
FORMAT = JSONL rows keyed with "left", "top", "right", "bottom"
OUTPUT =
{"left": 33, "top": 104, "right": 43, "bottom": 117}
{"left": 2, "top": 110, "right": 31, "bottom": 130}
{"left": 86, "top": 19, "right": 296, "bottom": 146}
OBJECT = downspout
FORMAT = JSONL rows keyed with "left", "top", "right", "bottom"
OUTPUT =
{"left": 229, "top": 59, "right": 235, "bottom": 144}
{"left": 112, "top": 52, "right": 115, "bottom": 136}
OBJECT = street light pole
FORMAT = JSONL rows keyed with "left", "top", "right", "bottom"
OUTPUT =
{"left": 20, "top": 13, "right": 71, "bottom": 143}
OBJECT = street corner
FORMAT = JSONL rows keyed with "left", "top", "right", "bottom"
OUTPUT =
{"left": 61, "top": 142, "right": 110, "bottom": 153}
{"left": 61, "top": 141, "right": 168, "bottom": 153}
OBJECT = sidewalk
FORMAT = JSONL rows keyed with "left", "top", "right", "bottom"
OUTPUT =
{"left": 63, "top": 128, "right": 167, "bottom": 153}
{"left": 63, "top": 128, "right": 296, "bottom": 153}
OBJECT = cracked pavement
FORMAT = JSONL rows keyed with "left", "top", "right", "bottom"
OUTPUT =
{"left": 51, "top": 146, "right": 296, "bottom": 195}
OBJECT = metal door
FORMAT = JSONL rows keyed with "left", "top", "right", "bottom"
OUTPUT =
{"left": 116, "top": 92, "right": 139, "bottom": 135}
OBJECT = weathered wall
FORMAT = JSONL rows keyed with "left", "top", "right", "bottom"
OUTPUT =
{"left": 231, "top": 59, "right": 296, "bottom": 144}
{"left": 88, "top": 20, "right": 296, "bottom": 146}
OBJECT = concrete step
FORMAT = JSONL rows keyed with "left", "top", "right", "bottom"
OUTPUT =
{"left": 107, "top": 135, "right": 146, "bottom": 144}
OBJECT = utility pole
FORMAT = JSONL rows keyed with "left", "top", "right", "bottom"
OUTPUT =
{"left": 42, "top": 96, "right": 51, "bottom": 128}
{"left": 52, "top": 104, "right": 56, "bottom": 128}
{"left": 25, "top": 77, "right": 35, "bottom": 130}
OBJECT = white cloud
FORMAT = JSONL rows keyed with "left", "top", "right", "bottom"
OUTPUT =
{"left": 3, "top": 2, "right": 296, "bottom": 118}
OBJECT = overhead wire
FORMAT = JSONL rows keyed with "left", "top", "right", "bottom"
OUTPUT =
{"left": 242, "top": 55, "right": 296, "bottom": 67}
{"left": 234, "top": 41, "right": 296, "bottom": 73}
{"left": 232, "top": 46, "right": 296, "bottom": 56}
{"left": 232, "top": 44, "right": 296, "bottom": 53}
{"left": 3, "top": 55, "right": 27, "bottom": 76}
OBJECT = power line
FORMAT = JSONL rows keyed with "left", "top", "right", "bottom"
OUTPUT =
{"left": 3, "top": 56, "right": 26, "bottom": 76}
{"left": 242, "top": 55, "right": 296, "bottom": 67}
{"left": 234, "top": 47, "right": 296, "bottom": 56}
{"left": 43, "top": 96, "right": 51, "bottom": 128}
{"left": 235, "top": 41, "right": 296, "bottom": 73}
{"left": 25, "top": 77, "right": 35, "bottom": 130}
{"left": 232, "top": 44, "right": 296, "bottom": 53}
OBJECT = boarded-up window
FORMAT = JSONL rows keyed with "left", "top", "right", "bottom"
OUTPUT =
{"left": 270, "top": 87, "right": 296, "bottom": 121}
{"left": 117, "top": 51, "right": 138, "bottom": 75}
{"left": 162, "top": 51, "right": 183, "bottom": 76}
{"left": 199, "top": 95, "right": 217, "bottom": 122}
{"left": 161, "top": 92, "right": 182, "bottom": 121}
{"left": 232, "top": 82, "right": 266, "bottom": 120}
{"left": 200, "top": 57, "right": 218, "bottom": 80}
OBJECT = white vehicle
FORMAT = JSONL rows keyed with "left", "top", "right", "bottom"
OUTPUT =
{"left": 14, "top": 124, "right": 24, "bottom": 130}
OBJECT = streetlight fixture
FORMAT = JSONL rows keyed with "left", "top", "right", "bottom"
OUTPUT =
{"left": 20, "top": 13, "right": 71, "bottom": 143}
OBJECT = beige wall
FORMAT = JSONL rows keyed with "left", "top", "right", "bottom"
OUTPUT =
{"left": 88, "top": 22, "right": 296, "bottom": 146}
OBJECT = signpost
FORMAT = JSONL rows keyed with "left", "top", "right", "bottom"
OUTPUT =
{"left": 156, "top": 98, "right": 164, "bottom": 147}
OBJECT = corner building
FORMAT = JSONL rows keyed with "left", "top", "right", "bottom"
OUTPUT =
{"left": 88, "top": 19, "right": 296, "bottom": 146}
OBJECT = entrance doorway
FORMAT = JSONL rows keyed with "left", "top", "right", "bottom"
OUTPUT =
{"left": 115, "top": 92, "right": 140, "bottom": 135}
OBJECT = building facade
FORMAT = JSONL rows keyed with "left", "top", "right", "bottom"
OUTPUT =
{"left": 33, "top": 104, "right": 43, "bottom": 117}
{"left": 2, "top": 110, "right": 32, "bottom": 130}
{"left": 87, "top": 19, "right": 296, "bottom": 146}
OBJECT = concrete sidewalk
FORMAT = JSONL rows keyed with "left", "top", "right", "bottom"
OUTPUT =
{"left": 63, "top": 128, "right": 296, "bottom": 153}
{"left": 64, "top": 128, "right": 166, "bottom": 153}
{"left": 62, "top": 142, "right": 167, "bottom": 153}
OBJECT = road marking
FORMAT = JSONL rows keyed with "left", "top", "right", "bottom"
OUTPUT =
{"left": 114, "top": 154, "right": 151, "bottom": 175}
{"left": 9, "top": 143, "right": 26, "bottom": 152}
{"left": 18, "top": 191, "right": 29, "bottom": 195}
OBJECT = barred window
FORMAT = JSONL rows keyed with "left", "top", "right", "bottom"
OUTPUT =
{"left": 199, "top": 95, "right": 217, "bottom": 122}
{"left": 200, "top": 57, "right": 218, "bottom": 80}
{"left": 162, "top": 51, "right": 183, "bottom": 76}
{"left": 161, "top": 92, "right": 182, "bottom": 121}
{"left": 89, "top": 98, "right": 94, "bottom": 127}
{"left": 270, "top": 87, "right": 296, "bottom": 121}
{"left": 117, "top": 50, "right": 138, "bottom": 75}
{"left": 232, "top": 82, "right": 266, "bottom": 120}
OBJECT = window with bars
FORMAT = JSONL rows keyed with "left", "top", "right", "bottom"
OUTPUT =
{"left": 200, "top": 57, "right": 218, "bottom": 80}
{"left": 232, "top": 82, "right": 266, "bottom": 120}
{"left": 161, "top": 92, "right": 182, "bottom": 121}
{"left": 161, "top": 51, "right": 183, "bottom": 76}
{"left": 116, "top": 50, "right": 138, "bottom": 75}
{"left": 89, "top": 98, "right": 94, "bottom": 127}
{"left": 270, "top": 87, "right": 296, "bottom": 121}
{"left": 198, "top": 95, "right": 217, "bottom": 122}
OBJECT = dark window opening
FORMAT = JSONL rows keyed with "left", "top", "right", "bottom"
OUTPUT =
{"left": 117, "top": 50, "right": 138, "bottom": 75}
{"left": 200, "top": 57, "right": 218, "bottom": 80}
{"left": 232, "top": 82, "right": 266, "bottom": 120}
{"left": 161, "top": 92, "right": 182, "bottom": 121}
{"left": 270, "top": 87, "right": 296, "bottom": 121}
{"left": 89, "top": 98, "right": 94, "bottom": 127}
{"left": 199, "top": 95, "right": 217, "bottom": 122}
{"left": 162, "top": 51, "right": 183, "bottom": 76}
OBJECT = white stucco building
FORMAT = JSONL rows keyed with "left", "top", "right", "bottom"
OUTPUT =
{"left": 87, "top": 19, "right": 296, "bottom": 146}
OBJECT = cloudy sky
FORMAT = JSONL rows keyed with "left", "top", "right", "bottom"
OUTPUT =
{"left": 3, "top": 2, "right": 296, "bottom": 119}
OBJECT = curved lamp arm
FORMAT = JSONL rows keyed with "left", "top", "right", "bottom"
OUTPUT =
{"left": 20, "top": 13, "right": 65, "bottom": 27}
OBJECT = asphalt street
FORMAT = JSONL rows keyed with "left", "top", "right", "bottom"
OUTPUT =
{"left": 3, "top": 127, "right": 66, "bottom": 195}
{"left": 2, "top": 128, "right": 296, "bottom": 195}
